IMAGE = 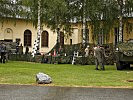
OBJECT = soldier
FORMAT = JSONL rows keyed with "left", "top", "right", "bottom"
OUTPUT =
{"left": 25, "top": 45, "right": 29, "bottom": 55}
{"left": 0, "top": 42, "right": 6, "bottom": 63}
{"left": 94, "top": 44, "right": 106, "bottom": 70}
{"left": 85, "top": 45, "right": 90, "bottom": 57}
{"left": 58, "top": 45, "right": 63, "bottom": 56}
{"left": 16, "top": 42, "right": 19, "bottom": 54}
{"left": 0, "top": 43, "right": 1, "bottom": 62}
{"left": 19, "top": 43, "right": 23, "bottom": 54}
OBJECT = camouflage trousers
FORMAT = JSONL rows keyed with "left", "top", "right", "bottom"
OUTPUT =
{"left": 95, "top": 57, "right": 105, "bottom": 70}
{"left": 0, "top": 52, "right": 6, "bottom": 63}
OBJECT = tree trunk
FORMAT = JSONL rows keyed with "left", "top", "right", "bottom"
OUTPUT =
{"left": 32, "top": 0, "right": 41, "bottom": 57}
{"left": 118, "top": 0, "right": 123, "bottom": 42}
{"left": 56, "top": 26, "right": 60, "bottom": 53}
{"left": 119, "top": 15, "right": 123, "bottom": 42}
{"left": 37, "top": 0, "right": 41, "bottom": 47}
{"left": 82, "top": 0, "right": 88, "bottom": 47}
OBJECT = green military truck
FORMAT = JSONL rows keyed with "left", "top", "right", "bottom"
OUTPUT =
{"left": 115, "top": 40, "right": 133, "bottom": 70}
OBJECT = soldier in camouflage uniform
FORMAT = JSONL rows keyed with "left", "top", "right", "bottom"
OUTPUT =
{"left": 94, "top": 45, "right": 106, "bottom": 70}
{"left": 0, "top": 42, "right": 6, "bottom": 63}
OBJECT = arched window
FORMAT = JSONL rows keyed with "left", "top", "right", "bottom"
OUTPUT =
{"left": 24, "top": 30, "right": 32, "bottom": 46}
{"left": 41, "top": 31, "right": 49, "bottom": 47}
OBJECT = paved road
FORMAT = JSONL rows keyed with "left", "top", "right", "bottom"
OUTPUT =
{"left": 0, "top": 84, "right": 133, "bottom": 100}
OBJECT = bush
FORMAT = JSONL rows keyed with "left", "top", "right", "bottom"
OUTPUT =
{"left": 9, "top": 54, "right": 31, "bottom": 61}
{"left": 9, "top": 54, "right": 42, "bottom": 63}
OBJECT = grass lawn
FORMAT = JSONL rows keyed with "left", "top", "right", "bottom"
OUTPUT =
{"left": 0, "top": 61, "right": 133, "bottom": 88}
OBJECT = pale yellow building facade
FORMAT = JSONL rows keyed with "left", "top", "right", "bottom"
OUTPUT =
{"left": 0, "top": 17, "right": 133, "bottom": 54}
{"left": 0, "top": 18, "right": 58, "bottom": 54}
{"left": 68, "top": 17, "right": 133, "bottom": 45}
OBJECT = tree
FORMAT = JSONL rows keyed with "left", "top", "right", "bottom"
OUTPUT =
{"left": 116, "top": 0, "right": 133, "bottom": 43}
{"left": 66, "top": 0, "right": 116, "bottom": 45}
{"left": 41, "top": 0, "right": 73, "bottom": 52}
{"left": 1, "top": 0, "right": 133, "bottom": 46}
{"left": 66, "top": 0, "right": 88, "bottom": 47}
{"left": 85, "top": 0, "right": 133, "bottom": 44}
{"left": 21, "top": 0, "right": 72, "bottom": 54}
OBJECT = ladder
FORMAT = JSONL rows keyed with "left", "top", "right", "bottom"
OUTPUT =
{"left": 72, "top": 51, "right": 79, "bottom": 65}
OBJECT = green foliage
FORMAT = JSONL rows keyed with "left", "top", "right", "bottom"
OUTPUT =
{"left": 44, "top": 0, "right": 68, "bottom": 29}
{"left": 9, "top": 54, "right": 42, "bottom": 63}
{"left": 0, "top": 0, "right": 133, "bottom": 44}
{"left": 9, "top": 54, "right": 31, "bottom": 61}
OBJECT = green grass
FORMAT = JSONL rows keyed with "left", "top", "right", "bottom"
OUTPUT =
{"left": 0, "top": 61, "right": 133, "bottom": 88}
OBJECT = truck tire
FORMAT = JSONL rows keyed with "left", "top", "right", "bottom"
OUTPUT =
{"left": 123, "top": 63, "right": 130, "bottom": 69}
{"left": 116, "top": 61, "right": 123, "bottom": 70}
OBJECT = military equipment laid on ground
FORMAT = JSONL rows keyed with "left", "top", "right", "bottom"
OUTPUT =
{"left": 115, "top": 39, "right": 133, "bottom": 70}
{"left": 0, "top": 41, "right": 17, "bottom": 54}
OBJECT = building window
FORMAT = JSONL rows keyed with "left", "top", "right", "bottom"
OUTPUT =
{"left": 114, "top": 27, "right": 123, "bottom": 45}
{"left": 114, "top": 27, "right": 119, "bottom": 45}
{"left": 24, "top": 30, "right": 32, "bottom": 46}
{"left": 98, "top": 29, "right": 104, "bottom": 45}
{"left": 41, "top": 31, "right": 49, "bottom": 47}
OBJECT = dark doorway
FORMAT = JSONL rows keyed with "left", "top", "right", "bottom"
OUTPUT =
{"left": 4, "top": 39, "right": 13, "bottom": 42}
{"left": 70, "top": 39, "right": 72, "bottom": 45}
